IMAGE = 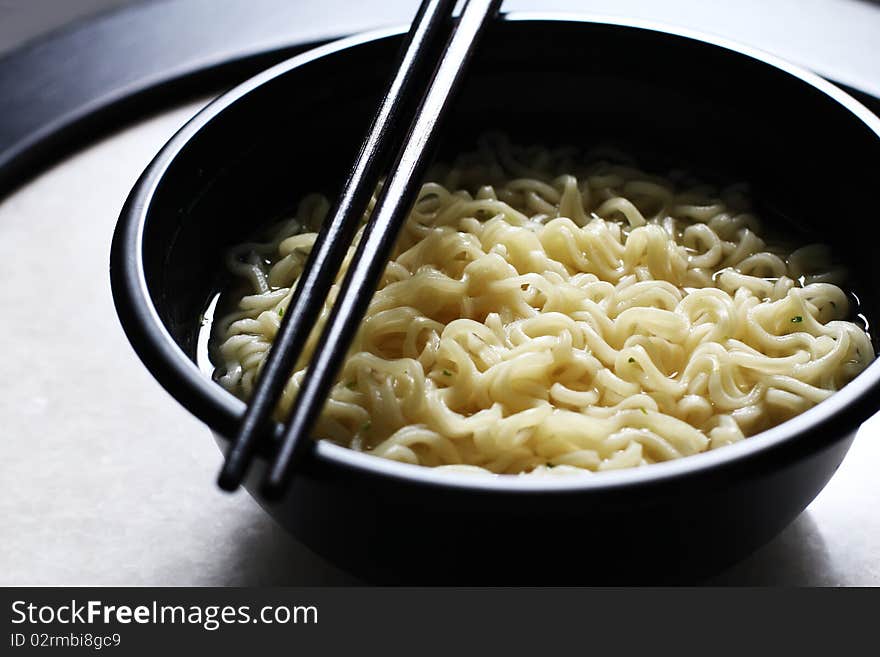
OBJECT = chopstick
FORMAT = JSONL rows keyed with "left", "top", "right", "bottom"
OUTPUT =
{"left": 262, "top": 0, "right": 502, "bottom": 498}
{"left": 217, "top": 0, "right": 459, "bottom": 491}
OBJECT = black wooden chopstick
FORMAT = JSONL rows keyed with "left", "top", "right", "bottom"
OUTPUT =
{"left": 262, "top": 0, "right": 503, "bottom": 498}
{"left": 217, "top": 0, "right": 458, "bottom": 491}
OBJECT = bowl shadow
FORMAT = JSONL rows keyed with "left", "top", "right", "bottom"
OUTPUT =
{"left": 202, "top": 500, "right": 361, "bottom": 586}
{"left": 704, "top": 511, "right": 836, "bottom": 586}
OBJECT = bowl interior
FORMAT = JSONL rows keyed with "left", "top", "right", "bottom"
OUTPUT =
{"left": 138, "top": 17, "right": 880, "bottom": 450}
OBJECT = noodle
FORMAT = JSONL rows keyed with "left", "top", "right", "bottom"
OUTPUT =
{"left": 211, "top": 134, "right": 874, "bottom": 475}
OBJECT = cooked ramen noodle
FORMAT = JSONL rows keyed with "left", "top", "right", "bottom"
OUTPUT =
{"left": 211, "top": 134, "right": 873, "bottom": 475}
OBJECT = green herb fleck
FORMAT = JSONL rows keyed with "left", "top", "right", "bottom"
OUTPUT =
{"left": 278, "top": 307, "right": 285, "bottom": 317}
{"left": 640, "top": 408, "right": 648, "bottom": 415}
{"left": 628, "top": 357, "right": 635, "bottom": 364}
{"left": 791, "top": 315, "right": 803, "bottom": 323}
{"left": 443, "top": 369, "right": 452, "bottom": 376}
{"left": 362, "top": 421, "right": 371, "bottom": 432}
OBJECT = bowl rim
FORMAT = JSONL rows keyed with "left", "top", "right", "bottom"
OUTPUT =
{"left": 111, "top": 11, "right": 880, "bottom": 494}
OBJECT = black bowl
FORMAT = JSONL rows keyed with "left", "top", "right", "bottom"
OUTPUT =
{"left": 110, "top": 14, "right": 880, "bottom": 584}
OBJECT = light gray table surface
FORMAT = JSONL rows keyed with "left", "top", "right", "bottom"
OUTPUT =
{"left": 1, "top": 0, "right": 879, "bottom": 586}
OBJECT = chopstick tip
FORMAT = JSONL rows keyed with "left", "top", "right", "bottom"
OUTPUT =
{"left": 259, "top": 475, "right": 288, "bottom": 501}
{"left": 217, "top": 461, "right": 245, "bottom": 492}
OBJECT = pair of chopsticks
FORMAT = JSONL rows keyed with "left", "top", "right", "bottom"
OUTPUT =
{"left": 218, "top": 0, "right": 503, "bottom": 497}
